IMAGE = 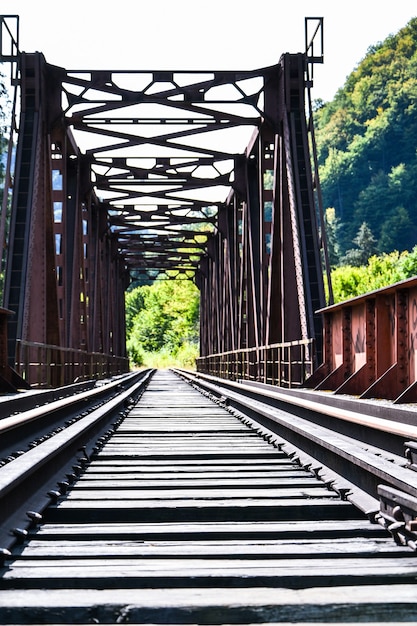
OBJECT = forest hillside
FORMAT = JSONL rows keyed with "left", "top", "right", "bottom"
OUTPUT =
{"left": 315, "top": 17, "right": 417, "bottom": 261}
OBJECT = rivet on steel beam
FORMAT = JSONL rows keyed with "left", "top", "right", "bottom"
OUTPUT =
{"left": 392, "top": 505, "right": 405, "bottom": 522}
{"left": 336, "top": 487, "right": 351, "bottom": 500}
{"left": 58, "top": 481, "right": 70, "bottom": 494}
{"left": 311, "top": 465, "right": 323, "bottom": 477}
{"left": 366, "top": 509, "right": 381, "bottom": 524}
{"left": 66, "top": 472, "right": 76, "bottom": 483}
{"left": 47, "top": 490, "right": 61, "bottom": 504}
{"left": 12, "top": 528, "right": 28, "bottom": 541}
{"left": 78, "top": 446, "right": 90, "bottom": 462}
{"left": 124, "top": 396, "right": 135, "bottom": 408}
{"left": 387, "top": 521, "right": 406, "bottom": 544}
{"left": 407, "top": 539, "right": 417, "bottom": 551}
{"left": 26, "top": 511, "right": 42, "bottom": 526}
{"left": 0, "top": 548, "right": 12, "bottom": 566}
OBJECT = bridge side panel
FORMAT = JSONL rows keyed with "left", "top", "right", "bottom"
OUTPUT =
{"left": 312, "top": 279, "right": 417, "bottom": 402}
{"left": 3, "top": 54, "right": 60, "bottom": 366}
{"left": 199, "top": 54, "right": 326, "bottom": 370}
{"left": 3, "top": 53, "right": 128, "bottom": 384}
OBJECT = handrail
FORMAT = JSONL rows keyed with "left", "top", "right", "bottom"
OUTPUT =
{"left": 15, "top": 340, "right": 129, "bottom": 388}
{"left": 196, "top": 338, "right": 315, "bottom": 388}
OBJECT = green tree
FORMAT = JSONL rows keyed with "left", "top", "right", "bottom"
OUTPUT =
{"left": 324, "top": 207, "right": 342, "bottom": 266}
{"left": 379, "top": 206, "right": 417, "bottom": 253}
{"left": 341, "top": 222, "right": 377, "bottom": 266}
{"left": 331, "top": 249, "right": 416, "bottom": 303}
{"left": 314, "top": 18, "right": 417, "bottom": 256}
{"left": 126, "top": 279, "right": 200, "bottom": 367}
{"left": 125, "top": 287, "right": 145, "bottom": 334}
{"left": 330, "top": 264, "right": 369, "bottom": 301}
{"left": 398, "top": 245, "right": 417, "bottom": 278}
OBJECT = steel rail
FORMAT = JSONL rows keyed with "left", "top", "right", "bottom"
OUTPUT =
{"left": 0, "top": 372, "right": 151, "bottom": 460}
{"left": 0, "top": 380, "right": 96, "bottom": 420}
{"left": 174, "top": 369, "right": 417, "bottom": 549}
{"left": 0, "top": 369, "right": 154, "bottom": 553}
{"left": 1, "top": 369, "right": 417, "bottom": 624}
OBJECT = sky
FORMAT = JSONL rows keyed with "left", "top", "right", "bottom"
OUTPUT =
{"left": 1, "top": 0, "right": 416, "bottom": 103}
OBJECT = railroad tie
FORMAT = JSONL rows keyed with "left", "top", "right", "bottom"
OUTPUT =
{"left": 0, "top": 370, "right": 416, "bottom": 624}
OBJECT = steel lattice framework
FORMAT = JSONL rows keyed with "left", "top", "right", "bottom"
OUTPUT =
{"left": 0, "top": 16, "right": 329, "bottom": 387}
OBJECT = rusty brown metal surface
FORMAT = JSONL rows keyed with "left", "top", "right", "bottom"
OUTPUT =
{"left": 198, "top": 53, "right": 327, "bottom": 363}
{"left": 1, "top": 18, "right": 329, "bottom": 386}
{"left": 0, "top": 309, "right": 29, "bottom": 391}
{"left": 311, "top": 277, "right": 417, "bottom": 402}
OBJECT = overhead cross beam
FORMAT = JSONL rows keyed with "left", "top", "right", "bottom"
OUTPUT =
{"left": 59, "top": 66, "right": 270, "bottom": 282}
{"left": 0, "top": 15, "right": 329, "bottom": 386}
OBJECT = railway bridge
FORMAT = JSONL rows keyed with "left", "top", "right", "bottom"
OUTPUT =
{"left": 0, "top": 15, "right": 331, "bottom": 391}
{"left": 1, "top": 15, "right": 416, "bottom": 403}
{"left": 1, "top": 15, "right": 417, "bottom": 624}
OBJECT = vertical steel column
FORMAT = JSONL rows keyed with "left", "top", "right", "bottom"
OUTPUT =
{"left": 265, "top": 130, "right": 284, "bottom": 345}
{"left": 197, "top": 54, "right": 325, "bottom": 370}
{"left": 3, "top": 54, "right": 61, "bottom": 364}
{"left": 264, "top": 54, "right": 326, "bottom": 355}
{"left": 3, "top": 53, "right": 129, "bottom": 382}
{"left": 217, "top": 207, "right": 228, "bottom": 354}
{"left": 209, "top": 236, "right": 221, "bottom": 355}
{"left": 221, "top": 199, "right": 239, "bottom": 353}
{"left": 196, "top": 256, "right": 209, "bottom": 357}
{"left": 246, "top": 150, "right": 263, "bottom": 352}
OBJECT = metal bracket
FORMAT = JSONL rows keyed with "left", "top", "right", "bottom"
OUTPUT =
{"left": 0, "top": 15, "right": 19, "bottom": 60}
{"left": 404, "top": 440, "right": 417, "bottom": 472}
{"left": 378, "top": 484, "right": 417, "bottom": 550}
{"left": 305, "top": 17, "right": 324, "bottom": 74}
{"left": 0, "top": 15, "right": 19, "bottom": 85}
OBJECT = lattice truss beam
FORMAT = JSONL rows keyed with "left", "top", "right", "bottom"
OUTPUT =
{"left": 60, "top": 67, "right": 270, "bottom": 281}
{"left": 1, "top": 16, "right": 328, "bottom": 367}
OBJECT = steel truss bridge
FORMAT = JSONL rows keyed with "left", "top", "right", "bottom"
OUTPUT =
{"left": 0, "top": 15, "right": 331, "bottom": 391}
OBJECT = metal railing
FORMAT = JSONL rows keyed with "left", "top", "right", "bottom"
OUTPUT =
{"left": 15, "top": 340, "right": 130, "bottom": 388}
{"left": 196, "top": 339, "right": 315, "bottom": 388}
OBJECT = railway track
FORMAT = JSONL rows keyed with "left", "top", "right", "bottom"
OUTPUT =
{"left": 0, "top": 369, "right": 417, "bottom": 623}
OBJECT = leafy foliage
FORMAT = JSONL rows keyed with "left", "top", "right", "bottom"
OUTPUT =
{"left": 331, "top": 247, "right": 417, "bottom": 302}
{"left": 125, "top": 280, "right": 199, "bottom": 368}
{"left": 341, "top": 222, "right": 377, "bottom": 266}
{"left": 315, "top": 18, "right": 417, "bottom": 258}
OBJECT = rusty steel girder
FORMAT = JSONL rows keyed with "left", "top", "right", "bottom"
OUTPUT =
{"left": 198, "top": 53, "right": 327, "bottom": 367}
{"left": 306, "top": 277, "right": 417, "bottom": 403}
{"left": 1, "top": 17, "right": 328, "bottom": 385}
{"left": 2, "top": 53, "right": 129, "bottom": 383}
